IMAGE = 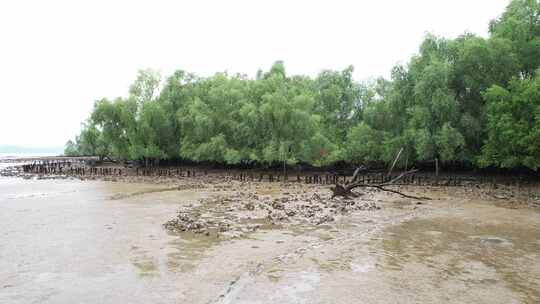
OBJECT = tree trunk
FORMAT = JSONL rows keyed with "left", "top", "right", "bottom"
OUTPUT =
{"left": 404, "top": 152, "right": 409, "bottom": 171}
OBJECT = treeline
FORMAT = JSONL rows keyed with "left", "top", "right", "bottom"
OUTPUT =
{"left": 66, "top": 0, "right": 540, "bottom": 170}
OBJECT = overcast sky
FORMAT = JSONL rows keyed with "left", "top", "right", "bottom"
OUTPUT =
{"left": 0, "top": 0, "right": 510, "bottom": 148}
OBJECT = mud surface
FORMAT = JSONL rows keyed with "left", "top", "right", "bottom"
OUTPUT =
{"left": 1, "top": 173, "right": 539, "bottom": 303}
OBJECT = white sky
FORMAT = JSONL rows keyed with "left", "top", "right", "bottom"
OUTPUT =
{"left": 0, "top": 0, "right": 510, "bottom": 147}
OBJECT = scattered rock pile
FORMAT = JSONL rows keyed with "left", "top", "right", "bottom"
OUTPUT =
{"left": 163, "top": 210, "right": 262, "bottom": 237}
{"left": 163, "top": 186, "right": 381, "bottom": 237}
{"left": 262, "top": 193, "right": 380, "bottom": 225}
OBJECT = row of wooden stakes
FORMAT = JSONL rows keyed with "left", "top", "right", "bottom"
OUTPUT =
{"left": 21, "top": 162, "right": 474, "bottom": 186}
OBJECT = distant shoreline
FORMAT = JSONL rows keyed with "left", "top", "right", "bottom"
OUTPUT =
{"left": 0, "top": 152, "right": 63, "bottom": 160}
{"left": 0, "top": 144, "right": 63, "bottom": 155}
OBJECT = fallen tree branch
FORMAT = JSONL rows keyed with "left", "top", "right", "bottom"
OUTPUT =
{"left": 330, "top": 167, "right": 431, "bottom": 200}
{"left": 347, "top": 184, "right": 431, "bottom": 200}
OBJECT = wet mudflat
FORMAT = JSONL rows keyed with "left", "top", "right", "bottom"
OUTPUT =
{"left": 1, "top": 176, "right": 539, "bottom": 304}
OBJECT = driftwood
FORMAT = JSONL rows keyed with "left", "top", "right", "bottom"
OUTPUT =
{"left": 330, "top": 167, "right": 431, "bottom": 200}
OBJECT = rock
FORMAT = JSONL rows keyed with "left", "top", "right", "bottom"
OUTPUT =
{"left": 218, "top": 222, "right": 230, "bottom": 232}
{"left": 271, "top": 201, "right": 285, "bottom": 210}
{"left": 285, "top": 209, "right": 297, "bottom": 217}
{"left": 314, "top": 214, "right": 335, "bottom": 225}
{"left": 267, "top": 210, "right": 288, "bottom": 222}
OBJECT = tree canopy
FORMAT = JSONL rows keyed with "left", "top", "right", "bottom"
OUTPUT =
{"left": 67, "top": 0, "right": 540, "bottom": 171}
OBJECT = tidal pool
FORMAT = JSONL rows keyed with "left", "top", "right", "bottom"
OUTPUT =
{"left": 0, "top": 177, "right": 539, "bottom": 303}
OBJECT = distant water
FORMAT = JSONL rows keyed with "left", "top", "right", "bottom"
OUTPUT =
{"left": 0, "top": 153, "right": 62, "bottom": 169}
{"left": 0, "top": 144, "right": 63, "bottom": 157}
{"left": 0, "top": 152, "right": 61, "bottom": 159}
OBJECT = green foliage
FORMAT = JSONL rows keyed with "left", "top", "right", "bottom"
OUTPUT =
{"left": 436, "top": 123, "right": 465, "bottom": 162}
{"left": 314, "top": 66, "right": 361, "bottom": 147}
{"left": 481, "top": 72, "right": 540, "bottom": 169}
{"left": 489, "top": 0, "right": 540, "bottom": 77}
{"left": 408, "top": 57, "right": 464, "bottom": 162}
{"left": 66, "top": 1, "right": 540, "bottom": 171}
{"left": 63, "top": 139, "right": 78, "bottom": 156}
{"left": 344, "top": 122, "right": 385, "bottom": 164}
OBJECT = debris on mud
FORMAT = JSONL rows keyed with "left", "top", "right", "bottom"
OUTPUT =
{"left": 163, "top": 184, "right": 382, "bottom": 238}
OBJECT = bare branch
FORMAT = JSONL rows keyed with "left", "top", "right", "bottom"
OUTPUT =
{"left": 348, "top": 184, "right": 430, "bottom": 200}
{"left": 387, "top": 147, "right": 403, "bottom": 177}
{"left": 348, "top": 165, "right": 367, "bottom": 185}
{"left": 331, "top": 166, "right": 430, "bottom": 200}
{"left": 381, "top": 169, "right": 418, "bottom": 186}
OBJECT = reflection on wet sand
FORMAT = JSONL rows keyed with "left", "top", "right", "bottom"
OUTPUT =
{"left": 381, "top": 208, "right": 540, "bottom": 303}
{"left": 165, "top": 233, "right": 221, "bottom": 273}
